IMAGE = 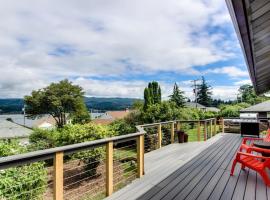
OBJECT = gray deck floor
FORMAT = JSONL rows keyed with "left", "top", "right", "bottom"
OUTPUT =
{"left": 106, "top": 133, "right": 270, "bottom": 200}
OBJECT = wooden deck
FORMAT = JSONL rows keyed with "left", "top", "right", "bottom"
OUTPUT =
{"left": 106, "top": 133, "right": 270, "bottom": 200}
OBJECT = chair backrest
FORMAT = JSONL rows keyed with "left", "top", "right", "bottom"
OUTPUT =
{"left": 263, "top": 129, "right": 270, "bottom": 142}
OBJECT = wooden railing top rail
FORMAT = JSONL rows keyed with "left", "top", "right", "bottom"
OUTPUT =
{"left": 0, "top": 118, "right": 217, "bottom": 170}
{"left": 0, "top": 132, "right": 144, "bottom": 170}
{"left": 139, "top": 118, "right": 216, "bottom": 128}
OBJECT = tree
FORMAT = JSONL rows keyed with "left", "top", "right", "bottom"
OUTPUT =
{"left": 24, "top": 79, "right": 90, "bottom": 128}
{"left": 197, "top": 77, "right": 212, "bottom": 106}
{"left": 71, "top": 100, "right": 91, "bottom": 124}
{"left": 169, "top": 83, "right": 186, "bottom": 107}
{"left": 237, "top": 84, "right": 270, "bottom": 105}
{"left": 143, "top": 81, "right": 162, "bottom": 110}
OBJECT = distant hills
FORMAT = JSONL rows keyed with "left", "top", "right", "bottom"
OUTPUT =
{"left": 0, "top": 97, "right": 142, "bottom": 114}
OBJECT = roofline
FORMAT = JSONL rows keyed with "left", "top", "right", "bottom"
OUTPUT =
{"left": 225, "top": 0, "right": 259, "bottom": 94}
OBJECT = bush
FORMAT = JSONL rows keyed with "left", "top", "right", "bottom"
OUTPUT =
{"left": 219, "top": 103, "right": 250, "bottom": 117}
{"left": 0, "top": 140, "right": 47, "bottom": 200}
{"left": 30, "top": 123, "right": 115, "bottom": 176}
{"left": 110, "top": 119, "right": 137, "bottom": 136}
{"left": 29, "top": 128, "right": 59, "bottom": 150}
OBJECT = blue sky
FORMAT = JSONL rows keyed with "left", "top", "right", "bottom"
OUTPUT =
{"left": 0, "top": 0, "right": 251, "bottom": 100}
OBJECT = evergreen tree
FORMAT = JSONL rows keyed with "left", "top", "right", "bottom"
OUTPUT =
{"left": 143, "top": 81, "right": 162, "bottom": 110}
{"left": 197, "top": 77, "right": 212, "bottom": 106}
{"left": 143, "top": 88, "right": 151, "bottom": 110}
{"left": 169, "top": 83, "right": 186, "bottom": 107}
{"left": 158, "top": 86, "right": 161, "bottom": 104}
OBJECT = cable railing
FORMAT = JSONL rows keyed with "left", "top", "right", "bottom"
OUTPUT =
{"left": 0, "top": 118, "right": 222, "bottom": 200}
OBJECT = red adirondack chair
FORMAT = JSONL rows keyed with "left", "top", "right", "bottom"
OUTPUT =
{"left": 230, "top": 146, "right": 270, "bottom": 186}
{"left": 240, "top": 129, "right": 270, "bottom": 153}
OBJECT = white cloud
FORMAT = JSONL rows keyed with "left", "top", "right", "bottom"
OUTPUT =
{"left": 234, "top": 79, "right": 252, "bottom": 86}
{"left": 205, "top": 66, "right": 248, "bottom": 78}
{"left": 74, "top": 77, "right": 237, "bottom": 101}
{"left": 212, "top": 86, "right": 238, "bottom": 100}
{"left": 0, "top": 0, "right": 240, "bottom": 98}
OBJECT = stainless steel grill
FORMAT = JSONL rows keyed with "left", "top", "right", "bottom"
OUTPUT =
{"left": 239, "top": 113, "right": 259, "bottom": 137}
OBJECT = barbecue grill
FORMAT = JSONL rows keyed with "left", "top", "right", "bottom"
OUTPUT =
{"left": 239, "top": 113, "right": 260, "bottom": 137}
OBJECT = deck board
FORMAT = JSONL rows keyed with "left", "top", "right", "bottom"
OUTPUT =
{"left": 105, "top": 133, "right": 270, "bottom": 200}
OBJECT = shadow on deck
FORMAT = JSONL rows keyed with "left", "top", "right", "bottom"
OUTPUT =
{"left": 106, "top": 133, "right": 270, "bottom": 200}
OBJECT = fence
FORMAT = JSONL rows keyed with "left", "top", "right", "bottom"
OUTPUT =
{"left": 0, "top": 118, "right": 221, "bottom": 200}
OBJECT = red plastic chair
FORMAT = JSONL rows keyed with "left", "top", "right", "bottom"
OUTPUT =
{"left": 240, "top": 129, "right": 270, "bottom": 153}
{"left": 231, "top": 146, "right": 270, "bottom": 186}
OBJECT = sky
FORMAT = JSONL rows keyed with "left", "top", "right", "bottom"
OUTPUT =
{"left": 0, "top": 0, "right": 252, "bottom": 100}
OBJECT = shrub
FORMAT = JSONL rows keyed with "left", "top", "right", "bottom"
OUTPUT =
{"left": 0, "top": 140, "right": 47, "bottom": 200}
{"left": 219, "top": 103, "right": 250, "bottom": 117}
{"left": 30, "top": 123, "right": 115, "bottom": 176}
{"left": 110, "top": 119, "right": 137, "bottom": 136}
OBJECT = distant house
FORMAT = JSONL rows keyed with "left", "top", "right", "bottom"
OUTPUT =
{"left": 33, "top": 115, "right": 71, "bottom": 129}
{"left": 0, "top": 120, "right": 32, "bottom": 141}
{"left": 185, "top": 102, "right": 220, "bottom": 112}
{"left": 92, "top": 109, "right": 130, "bottom": 125}
{"left": 185, "top": 102, "right": 206, "bottom": 111}
{"left": 240, "top": 100, "right": 270, "bottom": 119}
{"left": 33, "top": 116, "right": 56, "bottom": 129}
{"left": 205, "top": 107, "right": 220, "bottom": 112}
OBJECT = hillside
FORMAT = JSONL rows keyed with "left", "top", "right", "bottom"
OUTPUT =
{"left": 0, "top": 97, "right": 142, "bottom": 113}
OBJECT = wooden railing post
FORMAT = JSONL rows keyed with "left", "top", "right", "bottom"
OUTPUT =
{"left": 197, "top": 121, "right": 201, "bottom": 141}
{"left": 157, "top": 124, "right": 162, "bottom": 149}
{"left": 204, "top": 121, "right": 207, "bottom": 141}
{"left": 221, "top": 118, "right": 225, "bottom": 133}
{"left": 176, "top": 122, "right": 181, "bottom": 131}
{"left": 214, "top": 118, "right": 217, "bottom": 135}
{"left": 54, "top": 151, "right": 63, "bottom": 200}
{"left": 106, "top": 141, "right": 113, "bottom": 196}
{"left": 210, "top": 120, "right": 213, "bottom": 138}
{"left": 137, "top": 135, "right": 144, "bottom": 178}
{"left": 171, "top": 122, "right": 175, "bottom": 144}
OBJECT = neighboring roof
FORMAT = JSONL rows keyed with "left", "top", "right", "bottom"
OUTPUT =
{"left": 226, "top": 0, "right": 270, "bottom": 94}
{"left": 91, "top": 118, "right": 113, "bottom": 125}
{"left": 0, "top": 120, "right": 32, "bottom": 139}
{"left": 0, "top": 114, "right": 37, "bottom": 128}
{"left": 240, "top": 100, "right": 270, "bottom": 113}
{"left": 33, "top": 115, "right": 56, "bottom": 128}
{"left": 205, "top": 107, "right": 220, "bottom": 112}
{"left": 185, "top": 102, "right": 206, "bottom": 109}
{"left": 90, "top": 112, "right": 104, "bottom": 119}
{"left": 100, "top": 110, "right": 130, "bottom": 120}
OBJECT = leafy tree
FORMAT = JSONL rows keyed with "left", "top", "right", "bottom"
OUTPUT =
{"left": 24, "top": 79, "right": 90, "bottom": 128}
{"left": 197, "top": 77, "right": 212, "bottom": 106}
{"left": 238, "top": 84, "right": 257, "bottom": 104}
{"left": 237, "top": 84, "right": 270, "bottom": 105}
{"left": 143, "top": 81, "right": 162, "bottom": 110}
{"left": 169, "top": 83, "right": 186, "bottom": 107}
{"left": 71, "top": 100, "right": 91, "bottom": 124}
{"left": 132, "top": 100, "right": 144, "bottom": 110}
{"left": 219, "top": 103, "right": 250, "bottom": 117}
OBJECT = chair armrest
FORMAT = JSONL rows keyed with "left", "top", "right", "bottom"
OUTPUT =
{"left": 248, "top": 146, "right": 270, "bottom": 154}
{"left": 242, "top": 137, "right": 263, "bottom": 144}
{"left": 237, "top": 152, "right": 269, "bottom": 160}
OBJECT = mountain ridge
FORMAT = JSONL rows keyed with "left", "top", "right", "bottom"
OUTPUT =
{"left": 0, "top": 97, "right": 142, "bottom": 114}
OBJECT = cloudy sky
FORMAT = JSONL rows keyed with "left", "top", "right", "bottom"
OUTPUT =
{"left": 0, "top": 0, "right": 251, "bottom": 100}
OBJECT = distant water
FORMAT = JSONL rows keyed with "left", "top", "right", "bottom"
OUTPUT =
{"left": 0, "top": 113, "right": 105, "bottom": 128}
{"left": 0, "top": 114, "right": 36, "bottom": 128}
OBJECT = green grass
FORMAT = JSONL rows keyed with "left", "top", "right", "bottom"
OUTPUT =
{"left": 182, "top": 124, "right": 221, "bottom": 142}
